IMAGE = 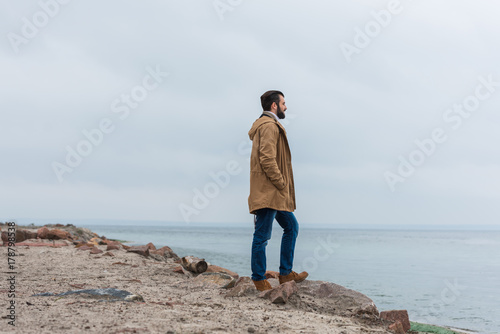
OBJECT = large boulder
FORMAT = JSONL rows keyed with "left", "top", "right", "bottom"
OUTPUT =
{"left": 297, "top": 280, "right": 379, "bottom": 317}
{"left": 380, "top": 310, "right": 410, "bottom": 332}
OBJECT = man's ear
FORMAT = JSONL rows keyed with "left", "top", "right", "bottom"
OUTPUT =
{"left": 271, "top": 102, "right": 277, "bottom": 110}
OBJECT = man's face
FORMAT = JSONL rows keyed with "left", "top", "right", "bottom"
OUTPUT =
{"left": 276, "top": 95, "right": 287, "bottom": 119}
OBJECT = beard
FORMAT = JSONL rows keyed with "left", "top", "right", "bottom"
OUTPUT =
{"left": 277, "top": 105, "right": 286, "bottom": 119}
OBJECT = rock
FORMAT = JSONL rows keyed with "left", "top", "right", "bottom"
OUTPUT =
{"left": 106, "top": 242, "right": 121, "bottom": 251}
{"left": 126, "top": 245, "right": 150, "bottom": 257}
{"left": 43, "top": 225, "right": 97, "bottom": 242}
{"left": 24, "top": 230, "right": 38, "bottom": 239}
{"left": 89, "top": 237, "right": 102, "bottom": 245}
{"left": 16, "top": 230, "right": 28, "bottom": 242}
{"left": 192, "top": 272, "right": 236, "bottom": 289}
{"left": 380, "top": 310, "right": 410, "bottom": 333}
{"left": 37, "top": 226, "right": 50, "bottom": 239}
{"left": 149, "top": 246, "right": 180, "bottom": 260}
{"left": 388, "top": 320, "right": 406, "bottom": 334}
{"left": 172, "top": 266, "right": 184, "bottom": 274}
{"left": 267, "top": 278, "right": 281, "bottom": 289}
{"left": 146, "top": 242, "right": 156, "bottom": 250}
{"left": 74, "top": 229, "right": 98, "bottom": 242}
{"left": 75, "top": 242, "right": 94, "bottom": 248}
{"left": 298, "top": 280, "right": 379, "bottom": 317}
{"left": 265, "top": 271, "right": 280, "bottom": 279}
{"left": 32, "top": 288, "right": 144, "bottom": 302}
{"left": 77, "top": 245, "right": 93, "bottom": 251}
{"left": 124, "top": 294, "right": 144, "bottom": 302}
{"left": 1, "top": 231, "right": 9, "bottom": 244}
{"left": 270, "top": 280, "right": 298, "bottom": 304}
{"left": 205, "top": 265, "right": 239, "bottom": 279}
{"left": 47, "top": 229, "right": 72, "bottom": 240}
{"left": 103, "top": 252, "right": 115, "bottom": 257}
{"left": 150, "top": 246, "right": 180, "bottom": 263}
{"left": 226, "top": 277, "right": 256, "bottom": 297}
{"left": 1, "top": 229, "right": 38, "bottom": 243}
{"left": 226, "top": 283, "right": 256, "bottom": 297}
{"left": 170, "top": 265, "right": 194, "bottom": 278}
{"left": 258, "top": 281, "right": 298, "bottom": 304}
{"left": 13, "top": 241, "right": 70, "bottom": 247}
{"left": 234, "top": 276, "right": 252, "bottom": 287}
{"left": 90, "top": 247, "right": 103, "bottom": 254}
{"left": 2, "top": 230, "right": 32, "bottom": 243}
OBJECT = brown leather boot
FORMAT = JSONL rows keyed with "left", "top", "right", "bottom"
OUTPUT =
{"left": 279, "top": 271, "right": 309, "bottom": 284}
{"left": 252, "top": 279, "right": 272, "bottom": 291}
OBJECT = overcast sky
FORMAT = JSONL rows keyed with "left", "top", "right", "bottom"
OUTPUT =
{"left": 1, "top": 0, "right": 499, "bottom": 227}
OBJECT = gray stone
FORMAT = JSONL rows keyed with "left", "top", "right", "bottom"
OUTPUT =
{"left": 32, "top": 288, "right": 144, "bottom": 302}
{"left": 192, "top": 272, "right": 236, "bottom": 289}
{"left": 297, "top": 280, "right": 379, "bottom": 317}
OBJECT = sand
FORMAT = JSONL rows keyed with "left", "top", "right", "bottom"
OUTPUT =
{"left": 0, "top": 239, "right": 398, "bottom": 334}
{"left": 0, "top": 224, "right": 471, "bottom": 334}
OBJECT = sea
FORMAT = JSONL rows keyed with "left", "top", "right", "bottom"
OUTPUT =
{"left": 40, "top": 220, "right": 500, "bottom": 334}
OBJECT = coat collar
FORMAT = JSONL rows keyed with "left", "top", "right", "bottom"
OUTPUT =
{"left": 262, "top": 110, "right": 278, "bottom": 120}
{"left": 261, "top": 111, "right": 286, "bottom": 134}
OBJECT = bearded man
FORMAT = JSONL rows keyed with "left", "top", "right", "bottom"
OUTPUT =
{"left": 248, "top": 90, "right": 308, "bottom": 291}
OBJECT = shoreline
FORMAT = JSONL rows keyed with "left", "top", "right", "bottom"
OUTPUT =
{"left": 0, "top": 223, "right": 481, "bottom": 333}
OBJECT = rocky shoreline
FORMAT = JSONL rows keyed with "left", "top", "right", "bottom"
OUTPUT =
{"left": 1, "top": 223, "right": 469, "bottom": 334}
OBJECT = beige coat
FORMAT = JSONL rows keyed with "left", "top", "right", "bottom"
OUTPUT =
{"left": 248, "top": 111, "right": 296, "bottom": 214}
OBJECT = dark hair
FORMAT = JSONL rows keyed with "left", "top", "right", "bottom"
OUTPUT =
{"left": 260, "top": 90, "right": 284, "bottom": 111}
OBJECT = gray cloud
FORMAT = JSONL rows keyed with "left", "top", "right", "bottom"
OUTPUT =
{"left": 1, "top": 0, "right": 499, "bottom": 226}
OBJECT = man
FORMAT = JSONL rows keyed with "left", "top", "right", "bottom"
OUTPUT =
{"left": 248, "top": 90, "right": 308, "bottom": 291}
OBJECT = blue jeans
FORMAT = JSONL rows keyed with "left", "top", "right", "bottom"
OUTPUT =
{"left": 251, "top": 208, "right": 299, "bottom": 281}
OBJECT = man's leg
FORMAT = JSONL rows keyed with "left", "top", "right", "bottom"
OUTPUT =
{"left": 276, "top": 211, "right": 308, "bottom": 284}
{"left": 251, "top": 208, "right": 276, "bottom": 281}
{"left": 275, "top": 210, "right": 299, "bottom": 276}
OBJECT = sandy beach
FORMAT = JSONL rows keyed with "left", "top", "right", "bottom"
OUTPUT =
{"left": 0, "top": 224, "right": 467, "bottom": 334}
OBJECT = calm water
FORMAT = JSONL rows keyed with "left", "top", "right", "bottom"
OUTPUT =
{"left": 85, "top": 223, "right": 499, "bottom": 334}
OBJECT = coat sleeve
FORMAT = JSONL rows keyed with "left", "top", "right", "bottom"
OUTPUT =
{"left": 258, "top": 123, "right": 286, "bottom": 190}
